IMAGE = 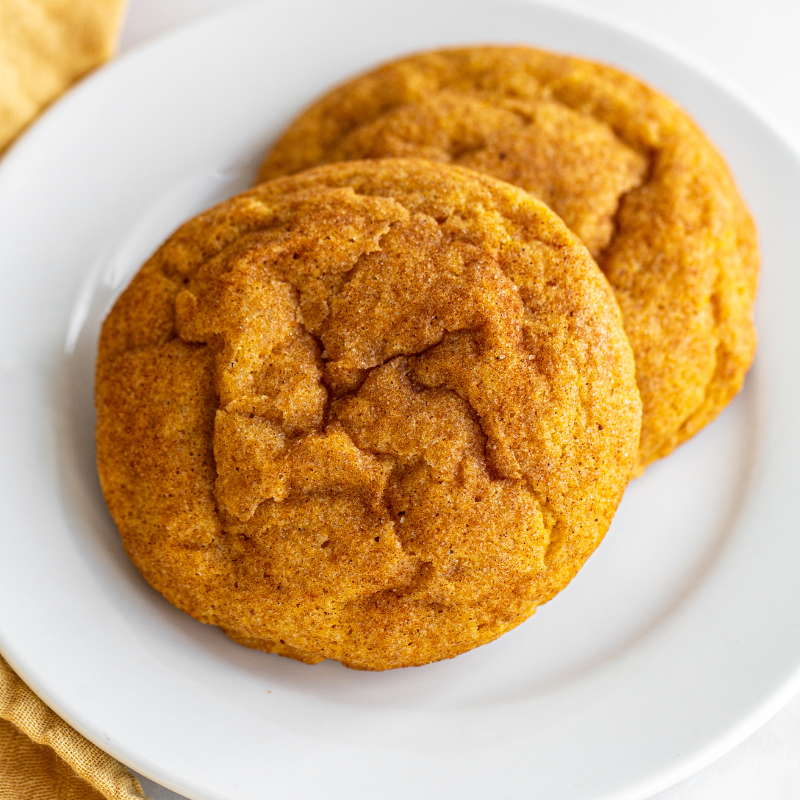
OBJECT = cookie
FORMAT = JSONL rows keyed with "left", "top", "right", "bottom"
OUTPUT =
{"left": 96, "top": 159, "right": 640, "bottom": 670}
{"left": 259, "top": 46, "right": 759, "bottom": 473}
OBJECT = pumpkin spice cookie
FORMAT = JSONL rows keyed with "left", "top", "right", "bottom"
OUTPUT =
{"left": 259, "top": 46, "right": 759, "bottom": 473}
{"left": 96, "top": 159, "right": 640, "bottom": 670}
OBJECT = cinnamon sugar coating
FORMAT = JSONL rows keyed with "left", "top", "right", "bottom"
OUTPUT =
{"left": 259, "top": 46, "right": 759, "bottom": 472}
{"left": 96, "top": 160, "right": 640, "bottom": 670}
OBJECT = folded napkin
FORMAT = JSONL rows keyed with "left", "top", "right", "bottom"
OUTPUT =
{"left": 1, "top": 5, "right": 149, "bottom": 797}
{"left": 0, "top": 655, "right": 145, "bottom": 799}
{"left": 0, "top": 0, "right": 127, "bottom": 152}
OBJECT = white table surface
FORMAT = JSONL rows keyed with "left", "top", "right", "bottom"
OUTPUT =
{"left": 113, "top": 1, "right": 800, "bottom": 798}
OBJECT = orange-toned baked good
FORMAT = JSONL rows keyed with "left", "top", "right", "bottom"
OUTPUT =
{"left": 96, "top": 159, "right": 640, "bottom": 670}
{"left": 259, "top": 46, "right": 759, "bottom": 473}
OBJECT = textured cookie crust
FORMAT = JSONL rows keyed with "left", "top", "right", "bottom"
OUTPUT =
{"left": 96, "top": 159, "right": 640, "bottom": 670}
{"left": 259, "top": 46, "right": 759, "bottom": 472}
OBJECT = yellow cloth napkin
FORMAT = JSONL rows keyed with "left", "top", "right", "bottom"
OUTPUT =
{"left": 1, "top": 3, "right": 149, "bottom": 797}
{"left": 0, "top": 655, "right": 146, "bottom": 799}
{"left": 0, "top": 0, "right": 127, "bottom": 152}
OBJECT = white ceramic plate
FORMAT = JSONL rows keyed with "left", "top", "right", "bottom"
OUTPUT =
{"left": 1, "top": 0, "right": 799, "bottom": 798}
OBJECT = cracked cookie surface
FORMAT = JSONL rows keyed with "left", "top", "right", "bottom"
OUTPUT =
{"left": 259, "top": 46, "right": 759, "bottom": 473}
{"left": 96, "top": 159, "right": 640, "bottom": 670}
